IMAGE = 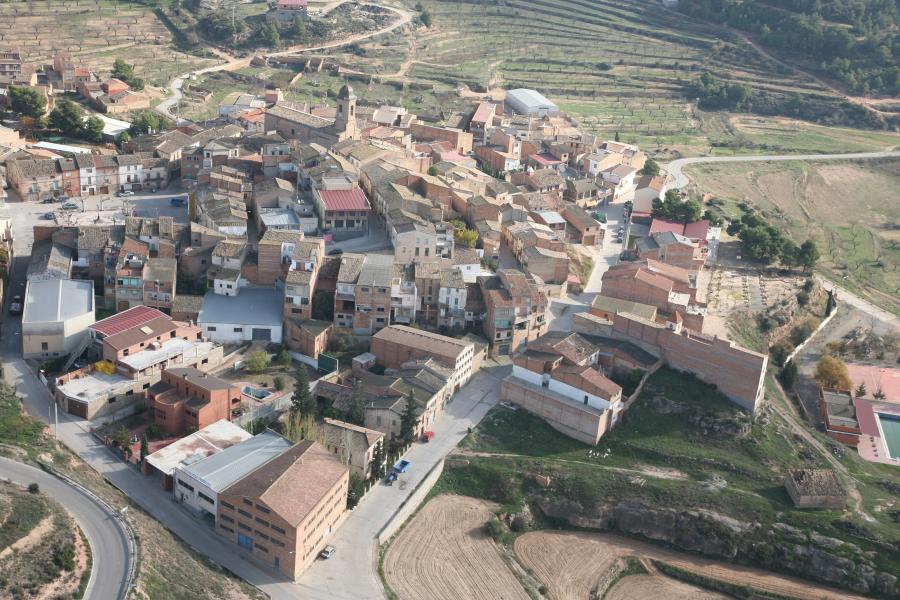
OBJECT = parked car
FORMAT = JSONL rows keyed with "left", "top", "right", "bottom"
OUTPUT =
{"left": 169, "top": 197, "right": 187, "bottom": 206}
{"left": 9, "top": 296, "right": 22, "bottom": 315}
{"left": 41, "top": 197, "right": 56, "bottom": 204}
{"left": 61, "top": 202, "right": 79, "bottom": 211}
{"left": 327, "top": 248, "right": 344, "bottom": 256}
{"left": 385, "top": 472, "right": 398, "bottom": 485}
{"left": 393, "top": 459, "right": 411, "bottom": 473}
{"left": 41, "top": 212, "right": 55, "bottom": 220}
{"left": 319, "top": 545, "right": 336, "bottom": 559}
{"left": 117, "top": 190, "right": 134, "bottom": 197}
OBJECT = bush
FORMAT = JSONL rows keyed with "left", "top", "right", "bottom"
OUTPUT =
{"left": 276, "top": 347, "right": 292, "bottom": 366}
{"left": 797, "top": 291, "right": 809, "bottom": 307}
{"left": 27, "top": 483, "right": 39, "bottom": 494}
{"left": 485, "top": 518, "right": 505, "bottom": 542}
{"left": 769, "top": 339, "right": 795, "bottom": 367}
{"left": 779, "top": 360, "right": 798, "bottom": 389}
{"left": 145, "top": 423, "right": 162, "bottom": 440}
{"left": 245, "top": 350, "right": 271, "bottom": 374}
{"left": 273, "top": 376, "right": 285, "bottom": 391}
{"left": 757, "top": 315, "right": 776, "bottom": 333}
{"left": 802, "top": 279, "right": 815, "bottom": 293}
{"left": 789, "top": 318, "right": 818, "bottom": 346}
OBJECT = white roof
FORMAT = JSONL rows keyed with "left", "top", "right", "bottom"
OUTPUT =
{"left": 176, "top": 431, "right": 293, "bottom": 492}
{"left": 536, "top": 211, "right": 566, "bottom": 225}
{"left": 56, "top": 370, "right": 131, "bottom": 402}
{"left": 31, "top": 141, "right": 91, "bottom": 154}
{"left": 118, "top": 338, "right": 216, "bottom": 372}
{"left": 84, "top": 114, "right": 132, "bottom": 137}
{"left": 506, "top": 88, "right": 558, "bottom": 110}
{"left": 23, "top": 278, "right": 94, "bottom": 324}
{"left": 146, "top": 420, "right": 251, "bottom": 476}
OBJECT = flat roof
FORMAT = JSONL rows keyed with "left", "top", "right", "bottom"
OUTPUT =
{"left": 146, "top": 420, "right": 251, "bottom": 476}
{"left": 23, "top": 278, "right": 94, "bottom": 324}
{"left": 119, "top": 338, "right": 216, "bottom": 372}
{"left": 197, "top": 287, "right": 284, "bottom": 328}
{"left": 177, "top": 431, "right": 293, "bottom": 492}
{"left": 373, "top": 325, "right": 472, "bottom": 360}
{"left": 57, "top": 370, "right": 131, "bottom": 402}
{"left": 32, "top": 141, "right": 91, "bottom": 154}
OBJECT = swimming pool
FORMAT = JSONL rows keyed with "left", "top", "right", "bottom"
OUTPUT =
{"left": 877, "top": 413, "right": 900, "bottom": 460}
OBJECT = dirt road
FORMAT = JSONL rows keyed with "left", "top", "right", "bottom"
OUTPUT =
{"left": 514, "top": 530, "right": 869, "bottom": 600}
{"left": 383, "top": 495, "right": 529, "bottom": 600}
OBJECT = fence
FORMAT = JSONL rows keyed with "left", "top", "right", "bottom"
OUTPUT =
{"left": 783, "top": 298, "right": 839, "bottom": 366}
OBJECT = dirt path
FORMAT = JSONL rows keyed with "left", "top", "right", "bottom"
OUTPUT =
{"left": 605, "top": 575, "right": 728, "bottom": 600}
{"left": 515, "top": 531, "right": 870, "bottom": 600}
{"left": 0, "top": 513, "right": 53, "bottom": 559}
{"left": 383, "top": 495, "right": 529, "bottom": 600}
{"left": 456, "top": 451, "right": 688, "bottom": 481}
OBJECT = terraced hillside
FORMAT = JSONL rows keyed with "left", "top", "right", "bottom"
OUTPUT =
{"left": 0, "top": 0, "right": 214, "bottom": 87}
{"left": 401, "top": 0, "right": 843, "bottom": 143}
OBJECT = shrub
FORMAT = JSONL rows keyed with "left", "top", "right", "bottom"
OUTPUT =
{"left": 789, "top": 318, "right": 818, "bottom": 346}
{"left": 145, "top": 423, "right": 162, "bottom": 440}
{"left": 757, "top": 315, "right": 776, "bottom": 333}
{"left": 769, "top": 339, "right": 794, "bottom": 367}
{"left": 276, "top": 347, "right": 292, "bottom": 366}
{"left": 245, "top": 350, "right": 271, "bottom": 374}
{"left": 802, "top": 279, "right": 815, "bottom": 293}
{"left": 797, "top": 291, "right": 809, "bottom": 307}
{"left": 27, "top": 483, "right": 39, "bottom": 494}
{"left": 485, "top": 518, "right": 505, "bottom": 542}
{"left": 273, "top": 376, "right": 285, "bottom": 391}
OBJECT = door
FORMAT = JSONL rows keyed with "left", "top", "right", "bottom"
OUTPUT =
{"left": 251, "top": 328, "right": 271, "bottom": 342}
{"left": 237, "top": 533, "right": 253, "bottom": 551}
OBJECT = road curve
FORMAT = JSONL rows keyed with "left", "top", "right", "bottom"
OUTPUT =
{"left": 0, "top": 457, "right": 132, "bottom": 600}
{"left": 155, "top": 2, "right": 413, "bottom": 120}
{"left": 667, "top": 150, "right": 900, "bottom": 189}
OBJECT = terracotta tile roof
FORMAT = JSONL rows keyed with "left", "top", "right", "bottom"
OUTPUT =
{"left": 222, "top": 441, "right": 346, "bottom": 528}
{"left": 319, "top": 188, "right": 370, "bottom": 212}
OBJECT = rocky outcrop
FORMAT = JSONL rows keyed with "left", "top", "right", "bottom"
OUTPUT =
{"left": 536, "top": 498, "right": 899, "bottom": 598}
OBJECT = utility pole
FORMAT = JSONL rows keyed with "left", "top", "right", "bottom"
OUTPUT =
{"left": 54, "top": 403, "right": 58, "bottom": 439}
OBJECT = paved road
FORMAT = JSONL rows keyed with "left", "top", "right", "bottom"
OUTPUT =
{"left": 155, "top": 3, "right": 412, "bottom": 120}
{"left": 666, "top": 150, "right": 900, "bottom": 189}
{"left": 0, "top": 457, "right": 131, "bottom": 600}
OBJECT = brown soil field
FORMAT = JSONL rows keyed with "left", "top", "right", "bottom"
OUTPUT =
{"left": 605, "top": 574, "right": 728, "bottom": 600}
{"left": 514, "top": 530, "right": 869, "bottom": 600}
{"left": 383, "top": 495, "right": 530, "bottom": 600}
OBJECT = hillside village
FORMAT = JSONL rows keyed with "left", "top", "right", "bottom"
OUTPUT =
{"left": 1, "top": 29, "right": 899, "bottom": 600}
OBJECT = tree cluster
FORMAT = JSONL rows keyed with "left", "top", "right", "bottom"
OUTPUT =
{"left": 451, "top": 219, "right": 478, "bottom": 248}
{"left": 8, "top": 86, "right": 46, "bottom": 119}
{"left": 111, "top": 58, "right": 145, "bottom": 91}
{"left": 679, "top": 0, "right": 899, "bottom": 95}
{"left": 129, "top": 111, "right": 172, "bottom": 135}
{"left": 47, "top": 100, "right": 105, "bottom": 142}
{"left": 727, "top": 211, "right": 819, "bottom": 269}
{"left": 651, "top": 190, "right": 702, "bottom": 224}
{"left": 687, "top": 72, "right": 752, "bottom": 111}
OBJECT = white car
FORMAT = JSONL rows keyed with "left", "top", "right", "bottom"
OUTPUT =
{"left": 319, "top": 545, "right": 336, "bottom": 559}
{"left": 117, "top": 190, "right": 135, "bottom": 197}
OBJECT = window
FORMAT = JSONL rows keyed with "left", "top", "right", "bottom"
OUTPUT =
{"left": 256, "top": 544, "right": 268, "bottom": 553}
{"left": 220, "top": 524, "right": 233, "bottom": 533}
{"left": 108, "top": 397, "right": 117, "bottom": 404}
{"left": 221, "top": 514, "right": 234, "bottom": 523}
{"left": 233, "top": 327, "right": 243, "bottom": 333}
{"left": 238, "top": 521, "right": 252, "bottom": 532}
{"left": 256, "top": 504, "right": 270, "bottom": 514}
{"left": 41, "top": 342, "right": 48, "bottom": 351}
{"left": 254, "top": 530, "right": 269, "bottom": 540}
{"left": 238, "top": 509, "right": 252, "bottom": 518}
{"left": 360, "top": 287, "right": 369, "bottom": 292}
{"left": 243, "top": 499, "right": 253, "bottom": 506}
{"left": 271, "top": 525, "right": 286, "bottom": 535}
{"left": 207, "top": 326, "right": 217, "bottom": 332}
{"left": 255, "top": 517, "right": 269, "bottom": 527}
{"left": 199, "top": 492, "right": 214, "bottom": 504}
{"left": 221, "top": 501, "right": 235, "bottom": 510}
{"left": 270, "top": 538, "right": 285, "bottom": 548}
{"left": 177, "top": 480, "right": 195, "bottom": 492}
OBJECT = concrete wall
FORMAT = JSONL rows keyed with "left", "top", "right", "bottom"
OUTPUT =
{"left": 201, "top": 322, "right": 283, "bottom": 344}
{"left": 377, "top": 459, "right": 445, "bottom": 545}
{"left": 501, "top": 377, "right": 611, "bottom": 446}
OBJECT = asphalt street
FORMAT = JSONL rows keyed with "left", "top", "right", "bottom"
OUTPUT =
{"left": 0, "top": 457, "right": 131, "bottom": 600}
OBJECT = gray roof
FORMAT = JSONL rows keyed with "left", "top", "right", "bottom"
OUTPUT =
{"left": 259, "top": 208, "right": 300, "bottom": 227}
{"left": 358, "top": 254, "right": 394, "bottom": 287}
{"left": 506, "top": 88, "right": 558, "bottom": 111}
{"left": 23, "top": 278, "right": 94, "bottom": 324}
{"left": 197, "top": 287, "right": 283, "bottom": 328}
{"left": 177, "top": 431, "right": 293, "bottom": 492}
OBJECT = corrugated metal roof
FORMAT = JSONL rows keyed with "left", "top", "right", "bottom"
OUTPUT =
{"left": 177, "top": 431, "right": 293, "bottom": 492}
{"left": 319, "top": 188, "right": 370, "bottom": 211}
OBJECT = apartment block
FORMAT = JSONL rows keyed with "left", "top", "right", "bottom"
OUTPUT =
{"left": 371, "top": 324, "right": 478, "bottom": 390}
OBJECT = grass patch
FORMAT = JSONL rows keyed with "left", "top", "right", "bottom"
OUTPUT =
{"left": 598, "top": 556, "right": 648, "bottom": 600}
{"left": 652, "top": 560, "right": 798, "bottom": 600}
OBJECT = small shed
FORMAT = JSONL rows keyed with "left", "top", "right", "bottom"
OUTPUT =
{"left": 784, "top": 469, "right": 847, "bottom": 509}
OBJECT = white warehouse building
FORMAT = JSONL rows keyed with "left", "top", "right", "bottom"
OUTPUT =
{"left": 504, "top": 88, "right": 560, "bottom": 118}
{"left": 197, "top": 287, "right": 284, "bottom": 344}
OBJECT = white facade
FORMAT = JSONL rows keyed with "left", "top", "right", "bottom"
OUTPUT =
{"left": 511, "top": 364, "right": 621, "bottom": 417}
{"left": 172, "top": 468, "right": 219, "bottom": 516}
{"left": 201, "top": 321, "right": 282, "bottom": 344}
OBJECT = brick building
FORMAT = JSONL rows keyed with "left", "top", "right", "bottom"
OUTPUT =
{"left": 148, "top": 368, "right": 242, "bottom": 435}
{"left": 217, "top": 441, "right": 348, "bottom": 580}
{"left": 371, "top": 325, "right": 479, "bottom": 390}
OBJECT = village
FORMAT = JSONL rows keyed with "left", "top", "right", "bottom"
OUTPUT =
{"left": 1, "top": 24, "right": 899, "bottom": 600}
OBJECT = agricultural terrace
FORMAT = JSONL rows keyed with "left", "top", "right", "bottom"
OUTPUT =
{"left": 0, "top": 0, "right": 216, "bottom": 88}
{"left": 688, "top": 159, "right": 900, "bottom": 316}
{"left": 433, "top": 367, "right": 900, "bottom": 591}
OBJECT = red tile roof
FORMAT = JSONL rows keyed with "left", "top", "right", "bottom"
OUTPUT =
{"left": 319, "top": 188, "right": 370, "bottom": 212}
{"left": 530, "top": 153, "right": 562, "bottom": 166}
{"left": 89, "top": 305, "right": 169, "bottom": 337}
{"left": 649, "top": 218, "right": 710, "bottom": 242}
{"left": 471, "top": 102, "right": 496, "bottom": 124}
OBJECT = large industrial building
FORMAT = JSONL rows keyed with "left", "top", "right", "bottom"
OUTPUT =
{"left": 504, "top": 88, "right": 560, "bottom": 118}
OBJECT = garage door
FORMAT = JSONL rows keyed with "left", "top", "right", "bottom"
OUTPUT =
{"left": 251, "top": 328, "right": 271, "bottom": 342}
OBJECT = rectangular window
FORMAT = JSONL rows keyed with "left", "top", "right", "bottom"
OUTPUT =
{"left": 271, "top": 525, "right": 286, "bottom": 535}
{"left": 220, "top": 524, "right": 233, "bottom": 533}
{"left": 255, "top": 517, "right": 269, "bottom": 527}
{"left": 198, "top": 492, "right": 214, "bottom": 504}
{"left": 270, "top": 538, "right": 285, "bottom": 548}
{"left": 207, "top": 326, "right": 217, "bottom": 332}
{"left": 237, "top": 522, "right": 252, "bottom": 532}
{"left": 256, "top": 504, "right": 270, "bottom": 514}
{"left": 177, "top": 479, "right": 195, "bottom": 492}
{"left": 234, "top": 327, "right": 243, "bottom": 333}
{"left": 221, "top": 501, "right": 235, "bottom": 510}
{"left": 221, "top": 514, "right": 234, "bottom": 523}
{"left": 238, "top": 509, "right": 252, "bottom": 518}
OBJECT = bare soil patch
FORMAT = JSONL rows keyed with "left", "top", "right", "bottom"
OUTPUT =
{"left": 514, "top": 530, "right": 868, "bottom": 600}
{"left": 383, "top": 494, "right": 529, "bottom": 600}
{"left": 605, "top": 574, "right": 728, "bottom": 600}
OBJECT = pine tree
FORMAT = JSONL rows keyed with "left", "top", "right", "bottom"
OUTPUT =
{"left": 370, "top": 440, "right": 386, "bottom": 481}
{"left": 400, "top": 392, "right": 418, "bottom": 445}
{"left": 291, "top": 366, "right": 314, "bottom": 415}
{"left": 854, "top": 382, "right": 867, "bottom": 398}
{"left": 139, "top": 434, "right": 149, "bottom": 462}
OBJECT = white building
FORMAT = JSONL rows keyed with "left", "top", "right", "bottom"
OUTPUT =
{"left": 173, "top": 430, "right": 293, "bottom": 519}
{"left": 197, "top": 287, "right": 284, "bottom": 344}
{"left": 22, "top": 278, "right": 95, "bottom": 359}
{"left": 504, "top": 88, "right": 559, "bottom": 118}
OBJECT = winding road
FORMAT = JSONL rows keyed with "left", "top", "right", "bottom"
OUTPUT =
{"left": 666, "top": 150, "right": 900, "bottom": 189}
{"left": 155, "top": 2, "right": 412, "bottom": 120}
{"left": 0, "top": 457, "right": 132, "bottom": 600}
